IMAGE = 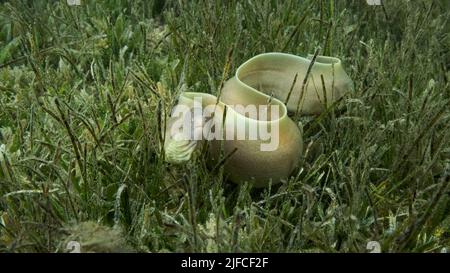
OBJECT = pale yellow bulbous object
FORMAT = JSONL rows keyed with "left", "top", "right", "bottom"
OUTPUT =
{"left": 221, "top": 53, "right": 354, "bottom": 115}
{"left": 165, "top": 52, "right": 353, "bottom": 188}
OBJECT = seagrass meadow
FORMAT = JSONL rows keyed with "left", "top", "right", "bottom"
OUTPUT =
{"left": 0, "top": 0, "right": 449, "bottom": 253}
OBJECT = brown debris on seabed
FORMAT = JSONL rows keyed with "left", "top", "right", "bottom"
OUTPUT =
{"left": 61, "top": 221, "right": 134, "bottom": 253}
